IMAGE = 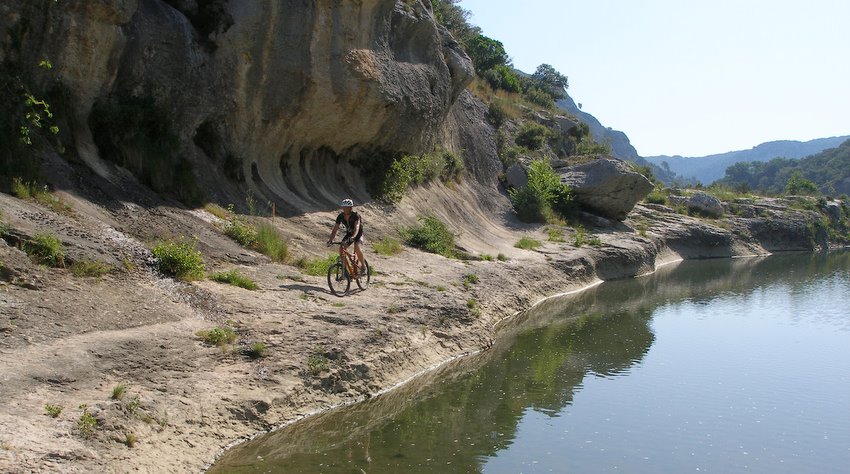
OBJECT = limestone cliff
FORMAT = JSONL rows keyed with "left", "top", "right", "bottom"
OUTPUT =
{"left": 0, "top": 0, "right": 484, "bottom": 211}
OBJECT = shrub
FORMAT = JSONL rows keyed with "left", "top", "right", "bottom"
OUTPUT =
{"left": 224, "top": 215, "right": 258, "bottom": 247}
{"left": 242, "top": 342, "right": 267, "bottom": 359}
{"left": 152, "top": 238, "right": 205, "bottom": 281}
{"left": 575, "top": 139, "right": 612, "bottom": 155}
{"left": 255, "top": 223, "right": 288, "bottom": 262}
{"left": 497, "top": 253, "right": 508, "bottom": 262}
{"left": 354, "top": 149, "right": 465, "bottom": 203}
{"left": 523, "top": 87, "right": 555, "bottom": 108}
{"left": 196, "top": 326, "right": 237, "bottom": 346}
{"left": 509, "top": 159, "right": 573, "bottom": 223}
{"left": 124, "top": 432, "right": 138, "bottom": 448}
{"left": 70, "top": 260, "right": 113, "bottom": 278}
{"left": 401, "top": 215, "right": 456, "bottom": 258}
{"left": 44, "top": 404, "right": 63, "bottom": 418}
{"left": 514, "top": 237, "right": 541, "bottom": 250}
{"left": 547, "top": 227, "right": 565, "bottom": 242}
{"left": 77, "top": 404, "right": 97, "bottom": 439}
{"left": 295, "top": 254, "right": 337, "bottom": 276}
{"left": 514, "top": 122, "right": 551, "bottom": 150}
{"left": 644, "top": 186, "right": 667, "bottom": 204}
{"left": 373, "top": 236, "right": 402, "bottom": 256}
{"left": 308, "top": 347, "right": 329, "bottom": 375}
{"left": 210, "top": 269, "right": 258, "bottom": 290}
{"left": 23, "top": 233, "right": 65, "bottom": 267}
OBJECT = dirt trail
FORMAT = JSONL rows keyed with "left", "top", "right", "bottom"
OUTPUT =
{"left": 0, "top": 174, "right": 756, "bottom": 472}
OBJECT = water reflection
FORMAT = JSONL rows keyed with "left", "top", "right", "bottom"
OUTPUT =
{"left": 210, "top": 251, "right": 849, "bottom": 473}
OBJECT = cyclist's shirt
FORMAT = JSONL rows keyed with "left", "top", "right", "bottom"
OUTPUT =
{"left": 336, "top": 211, "right": 363, "bottom": 240}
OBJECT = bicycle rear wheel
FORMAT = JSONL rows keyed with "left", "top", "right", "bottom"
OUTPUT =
{"left": 327, "top": 261, "right": 350, "bottom": 296}
{"left": 355, "top": 259, "right": 370, "bottom": 290}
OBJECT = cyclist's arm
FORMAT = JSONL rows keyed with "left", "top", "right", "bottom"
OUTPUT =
{"left": 328, "top": 222, "right": 340, "bottom": 244}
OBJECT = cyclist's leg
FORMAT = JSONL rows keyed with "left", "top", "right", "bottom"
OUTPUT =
{"left": 353, "top": 239, "right": 365, "bottom": 271}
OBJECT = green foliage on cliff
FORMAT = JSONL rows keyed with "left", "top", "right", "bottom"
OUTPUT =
{"left": 355, "top": 149, "right": 464, "bottom": 204}
{"left": 719, "top": 139, "right": 850, "bottom": 195}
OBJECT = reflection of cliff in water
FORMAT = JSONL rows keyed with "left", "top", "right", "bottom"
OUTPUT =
{"left": 210, "top": 251, "right": 849, "bottom": 473}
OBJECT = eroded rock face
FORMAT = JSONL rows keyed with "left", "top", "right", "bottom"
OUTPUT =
{"left": 557, "top": 158, "right": 654, "bottom": 220}
{"left": 1, "top": 0, "right": 475, "bottom": 209}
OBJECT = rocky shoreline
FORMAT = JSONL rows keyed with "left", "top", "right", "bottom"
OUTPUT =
{"left": 2, "top": 179, "right": 840, "bottom": 473}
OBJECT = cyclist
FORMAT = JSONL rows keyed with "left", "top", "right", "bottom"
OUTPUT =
{"left": 327, "top": 198, "right": 366, "bottom": 273}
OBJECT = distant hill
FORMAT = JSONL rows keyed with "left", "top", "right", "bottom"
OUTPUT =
{"left": 556, "top": 96, "right": 638, "bottom": 161}
{"left": 644, "top": 136, "right": 850, "bottom": 184}
{"left": 717, "top": 138, "right": 850, "bottom": 195}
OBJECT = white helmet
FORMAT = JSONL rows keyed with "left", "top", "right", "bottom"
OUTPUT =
{"left": 340, "top": 198, "right": 354, "bottom": 207}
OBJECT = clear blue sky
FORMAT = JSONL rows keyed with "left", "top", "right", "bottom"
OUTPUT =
{"left": 459, "top": 0, "right": 850, "bottom": 157}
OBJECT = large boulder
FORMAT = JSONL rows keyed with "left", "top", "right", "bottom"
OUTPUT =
{"left": 669, "top": 191, "right": 723, "bottom": 217}
{"left": 557, "top": 158, "right": 653, "bottom": 220}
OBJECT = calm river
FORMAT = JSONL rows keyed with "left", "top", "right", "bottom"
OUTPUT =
{"left": 211, "top": 251, "right": 850, "bottom": 473}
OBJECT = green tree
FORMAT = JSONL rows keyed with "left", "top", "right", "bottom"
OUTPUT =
{"left": 785, "top": 171, "right": 819, "bottom": 196}
{"left": 466, "top": 34, "right": 509, "bottom": 73}
{"left": 531, "top": 64, "right": 568, "bottom": 100}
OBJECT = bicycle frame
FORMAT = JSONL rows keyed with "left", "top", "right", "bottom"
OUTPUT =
{"left": 332, "top": 242, "right": 360, "bottom": 279}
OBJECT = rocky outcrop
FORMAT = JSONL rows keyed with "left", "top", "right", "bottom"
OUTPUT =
{"left": 669, "top": 191, "right": 724, "bottom": 217}
{"left": 556, "top": 158, "right": 654, "bottom": 220}
{"left": 1, "top": 0, "right": 477, "bottom": 210}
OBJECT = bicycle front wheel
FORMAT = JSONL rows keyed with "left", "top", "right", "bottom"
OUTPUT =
{"left": 327, "top": 262, "right": 350, "bottom": 296}
{"left": 355, "top": 259, "right": 370, "bottom": 290}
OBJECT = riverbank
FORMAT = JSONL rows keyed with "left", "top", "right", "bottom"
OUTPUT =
{"left": 0, "top": 182, "right": 835, "bottom": 473}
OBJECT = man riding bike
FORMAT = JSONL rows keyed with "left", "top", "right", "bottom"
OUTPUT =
{"left": 327, "top": 198, "right": 366, "bottom": 274}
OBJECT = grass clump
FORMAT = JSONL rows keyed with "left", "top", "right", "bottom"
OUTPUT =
{"left": 242, "top": 342, "right": 267, "bottom": 359}
{"left": 546, "top": 227, "right": 565, "bottom": 242}
{"left": 70, "top": 260, "right": 113, "bottom": 278}
{"left": 462, "top": 273, "right": 479, "bottom": 289}
{"left": 373, "top": 236, "right": 402, "bottom": 256}
{"left": 11, "top": 178, "right": 74, "bottom": 215}
{"left": 295, "top": 254, "right": 337, "bottom": 276}
{"left": 124, "top": 432, "right": 138, "bottom": 448}
{"left": 111, "top": 384, "right": 128, "bottom": 400}
{"left": 466, "top": 298, "right": 481, "bottom": 317}
{"left": 401, "top": 215, "right": 456, "bottom": 258}
{"left": 44, "top": 404, "right": 63, "bottom": 418}
{"left": 255, "top": 223, "right": 288, "bottom": 262}
{"left": 23, "top": 233, "right": 65, "bottom": 267}
{"left": 203, "top": 203, "right": 230, "bottom": 220}
{"left": 196, "top": 326, "right": 237, "bottom": 347}
{"left": 152, "top": 238, "right": 205, "bottom": 280}
{"left": 210, "top": 269, "right": 258, "bottom": 290}
{"left": 573, "top": 226, "right": 604, "bottom": 247}
{"left": 514, "top": 237, "right": 541, "bottom": 250}
{"left": 479, "top": 253, "right": 493, "bottom": 261}
{"left": 497, "top": 253, "right": 508, "bottom": 262}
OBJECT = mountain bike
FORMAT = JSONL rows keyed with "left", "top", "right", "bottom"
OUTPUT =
{"left": 327, "top": 241, "right": 370, "bottom": 296}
